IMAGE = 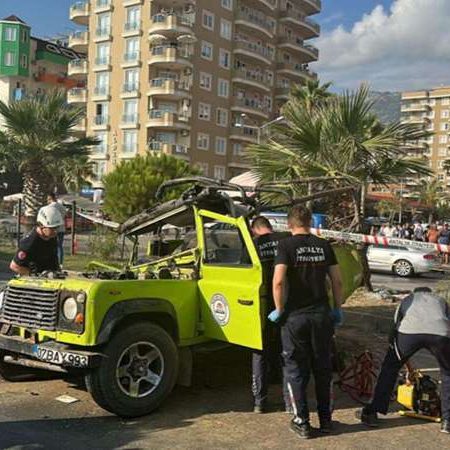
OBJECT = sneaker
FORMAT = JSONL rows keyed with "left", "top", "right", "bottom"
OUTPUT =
{"left": 253, "top": 403, "right": 267, "bottom": 414}
{"left": 441, "top": 420, "right": 450, "bottom": 434}
{"left": 356, "top": 408, "right": 379, "bottom": 427}
{"left": 290, "top": 418, "right": 312, "bottom": 439}
{"left": 319, "top": 419, "right": 333, "bottom": 434}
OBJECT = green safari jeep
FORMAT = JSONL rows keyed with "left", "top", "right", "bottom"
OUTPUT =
{"left": 0, "top": 179, "right": 363, "bottom": 417}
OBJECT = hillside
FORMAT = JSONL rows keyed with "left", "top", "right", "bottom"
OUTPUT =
{"left": 369, "top": 91, "right": 401, "bottom": 124}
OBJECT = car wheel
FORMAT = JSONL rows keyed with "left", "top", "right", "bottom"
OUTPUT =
{"left": 85, "top": 322, "right": 178, "bottom": 418}
{"left": 393, "top": 259, "right": 414, "bottom": 277}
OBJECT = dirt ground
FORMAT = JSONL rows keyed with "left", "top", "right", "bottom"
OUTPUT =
{"left": 0, "top": 290, "right": 448, "bottom": 449}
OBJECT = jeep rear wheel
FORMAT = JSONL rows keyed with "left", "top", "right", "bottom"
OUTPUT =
{"left": 85, "top": 322, "right": 178, "bottom": 417}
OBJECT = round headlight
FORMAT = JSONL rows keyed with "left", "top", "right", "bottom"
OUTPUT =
{"left": 62, "top": 297, "right": 78, "bottom": 321}
{"left": 0, "top": 290, "right": 4, "bottom": 310}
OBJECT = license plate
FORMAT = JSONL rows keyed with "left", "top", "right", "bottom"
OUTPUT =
{"left": 32, "top": 345, "right": 89, "bottom": 368}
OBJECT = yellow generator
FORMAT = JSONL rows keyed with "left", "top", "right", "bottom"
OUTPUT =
{"left": 397, "top": 370, "right": 441, "bottom": 422}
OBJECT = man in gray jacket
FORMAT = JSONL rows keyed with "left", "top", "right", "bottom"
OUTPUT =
{"left": 358, "top": 287, "right": 450, "bottom": 434}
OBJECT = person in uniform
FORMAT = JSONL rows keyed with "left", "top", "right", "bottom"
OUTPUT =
{"left": 270, "top": 205, "right": 343, "bottom": 439}
{"left": 357, "top": 287, "right": 450, "bottom": 434}
{"left": 10, "top": 205, "right": 64, "bottom": 276}
{"left": 251, "top": 216, "right": 289, "bottom": 413}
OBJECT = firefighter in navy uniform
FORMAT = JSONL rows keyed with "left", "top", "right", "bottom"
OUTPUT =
{"left": 10, "top": 205, "right": 64, "bottom": 276}
{"left": 251, "top": 216, "right": 290, "bottom": 413}
{"left": 270, "top": 205, "right": 344, "bottom": 439}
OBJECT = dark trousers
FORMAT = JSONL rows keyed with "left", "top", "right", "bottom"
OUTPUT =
{"left": 281, "top": 310, "right": 334, "bottom": 421}
{"left": 366, "top": 333, "right": 450, "bottom": 421}
{"left": 252, "top": 322, "right": 289, "bottom": 406}
{"left": 56, "top": 232, "right": 64, "bottom": 265}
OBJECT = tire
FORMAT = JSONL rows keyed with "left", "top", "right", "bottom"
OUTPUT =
{"left": 393, "top": 259, "right": 414, "bottom": 277}
{"left": 85, "top": 322, "right": 178, "bottom": 418}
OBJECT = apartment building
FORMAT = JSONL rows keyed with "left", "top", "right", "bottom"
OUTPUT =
{"left": 68, "top": 0, "right": 321, "bottom": 186}
{"left": 0, "top": 15, "right": 85, "bottom": 128}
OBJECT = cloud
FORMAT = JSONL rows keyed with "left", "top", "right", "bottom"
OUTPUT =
{"left": 315, "top": 0, "right": 450, "bottom": 91}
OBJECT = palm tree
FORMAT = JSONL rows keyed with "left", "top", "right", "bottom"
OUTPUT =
{"left": 288, "top": 79, "right": 333, "bottom": 113}
{"left": 0, "top": 90, "right": 98, "bottom": 216}
{"left": 248, "top": 84, "right": 432, "bottom": 228}
{"left": 413, "top": 177, "right": 448, "bottom": 223}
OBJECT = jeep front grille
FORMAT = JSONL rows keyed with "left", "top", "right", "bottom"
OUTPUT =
{"left": 1, "top": 286, "right": 59, "bottom": 330}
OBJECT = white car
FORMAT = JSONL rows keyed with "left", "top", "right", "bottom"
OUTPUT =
{"left": 367, "top": 244, "right": 441, "bottom": 277}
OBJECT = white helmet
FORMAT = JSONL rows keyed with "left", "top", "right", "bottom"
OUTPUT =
{"left": 37, "top": 205, "right": 64, "bottom": 228}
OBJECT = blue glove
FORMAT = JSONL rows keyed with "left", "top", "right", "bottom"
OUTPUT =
{"left": 331, "top": 308, "right": 344, "bottom": 327}
{"left": 268, "top": 309, "right": 282, "bottom": 323}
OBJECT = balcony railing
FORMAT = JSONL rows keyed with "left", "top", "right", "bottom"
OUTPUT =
{"left": 279, "top": 36, "right": 319, "bottom": 58}
{"left": 96, "top": 0, "right": 111, "bottom": 7}
{"left": 151, "top": 13, "right": 193, "bottom": 27}
{"left": 71, "top": 1, "right": 89, "bottom": 13}
{"left": 279, "top": 7, "right": 320, "bottom": 34}
{"left": 122, "top": 145, "right": 137, "bottom": 153}
{"left": 233, "top": 97, "right": 271, "bottom": 115}
{"left": 124, "top": 52, "right": 140, "bottom": 62}
{"left": 233, "top": 39, "right": 275, "bottom": 61}
{"left": 124, "top": 21, "right": 141, "bottom": 32}
{"left": 148, "top": 110, "right": 189, "bottom": 121}
{"left": 95, "top": 56, "right": 110, "bottom": 66}
{"left": 148, "top": 141, "right": 189, "bottom": 155}
{"left": 150, "top": 45, "right": 191, "bottom": 59}
{"left": 236, "top": 10, "right": 275, "bottom": 35}
{"left": 277, "top": 62, "right": 317, "bottom": 78}
{"left": 149, "top": 78, "right": 189, "bottom": 90}
{"left": 233, "top": 67, "right": 272, "bottom": 86}
{"left": 94, "top": 115, "right": 109, "bottom": 126}
{"left": 123, "top": 83, "right": 140, "bottom": 93}
{"left": 96, "top": 27, "right": 111, "bottom": 38}
{"left": 122, "top": 114, "right": 138, "bottom": 123}
{"left": 94, "top": 86, "right": 109, "bottom": 96}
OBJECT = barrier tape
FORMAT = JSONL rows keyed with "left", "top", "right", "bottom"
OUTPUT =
{"left": 311, "top": 228, "right": 450, "bottom": 254}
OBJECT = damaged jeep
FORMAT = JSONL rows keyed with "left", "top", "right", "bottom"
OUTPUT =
{"left": 0, "top": 178, "right": 363, "bottom": 417}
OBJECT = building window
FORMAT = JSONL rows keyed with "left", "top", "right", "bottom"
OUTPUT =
{"left": 439, "top": 135, "right": 448, "bottom": 144}
{"left": 198, "top": 103, "right": 211, "bottom": 121}
{"left": 93, "top": 161, "right": 107, "bottom": 182}
{"left": 123, "top": 99, "right": 138, "bottom": 123}
{"left": 196, "top": 162, "right": 209, "bottom": 175}
{"left": 123, "top": 130, "right": 137, "bottom": 153}
{"left": 201, "top": 41, "right": 213, "bottom": 60}
{"left": 233, "top": 142, "right": 244, "bottom": 156}
{"left": 4, "top": 52, "right": 15, "bottom": 67}
{"left": 94, "top": 132, "right": 108, "bottom": 154}
{"left": 126, "top": 6, "right": 141, "bottom": 28}
{"left": 429, "top": 99, "right": 436, "bottom": 106}
{"left": 214, "top": 165, "right": 226, "bottom": 180}
{"left": 20, "top": 54, "right": 28, "bottom": 69}
{"left": 441, "top": 123, "right": 450, "bottom": 131}
{"left": 221, "top": 0, "right": 233, "bottom": 10}
{"left": 219, "top": 49, "right": 231, "bottom": 69}
{"left": 218, "top": 79, "right": 229, "bottom": 98}
{"left": 439, "top": 147, "right": 447, "bottom": 157}
{"left": 124, "top": 69, "right": 139, "bottom": 92}
{"left": 97, "top": 12, "right": 111, "bottom": 35}
{"left": 199, "top": 72, "right": 212, "bottom": 91}
{"left": 96, "top": 42, "right": 110, "bottom": 65}
{"left": 442, "top": 98, "right": 450, "bottom": 105}
{"left": 216, "top": 108, "right": 228, "bottom": 127}
{"left": 220, "top": 19, "right": 232, "bottom": 40}
{"left": 21, "top": 29, "right": 28, "bottom": 42}
{"left": 442, "top": 110, "right": 450, "bottom": 119}
{"left": 215, "top": 137, "right": 227, "bottom": 155}
{"left": 202, "top": 10, "right": 214, "bottom": 30}
{"left": 125, "top": 38, "right": 139, "bottom": 61}
{"left": 197, "top": 133, "right": 210, "bottom": 150}
{"left": 4, "top": 27, "right": 17, "bottom": 41}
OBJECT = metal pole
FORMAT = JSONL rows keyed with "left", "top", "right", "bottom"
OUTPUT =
{"left": 399, "top": 180, "right": 403, "bottom": 224}
{"left": 71, "top": 201, "right": 76, "bottom": 256}
{"left": 16, "top": 198, "right": 22, "bottom": 247}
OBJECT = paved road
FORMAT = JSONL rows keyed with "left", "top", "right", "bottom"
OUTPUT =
{"left": 371, "top": 270, "right": 448, "bottom": 291}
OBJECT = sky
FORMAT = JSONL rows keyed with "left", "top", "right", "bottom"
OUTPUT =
{"left": 0, "top": 0, "right": 448, "bottom": 92}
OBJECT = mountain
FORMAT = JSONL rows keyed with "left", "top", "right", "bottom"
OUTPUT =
{"left": 368, "top": 91, "right": 401, "bottom": 124}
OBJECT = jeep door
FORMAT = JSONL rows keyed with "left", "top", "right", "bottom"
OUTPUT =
{"left": 195, "top": 209, "right": 263, "bottom": 350}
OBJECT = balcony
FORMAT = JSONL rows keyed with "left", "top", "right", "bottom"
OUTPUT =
{"left": 123, "top": 21, "right": 142, "bottom": 37}
{"left": 67, "top": 87, "right": 87, "bottom": 104}
{"left": 122, "top": 52, "right": 141, "bottom": 68}
{"left": 401, "top": 104, "right": 430, "bottom": 112}
{"left": 93, "top": 56, "right": 112, "bottom": 71}
{"left": 278, "top": 37, "right": 319, "bottom": 62}
{"left": 123, "top": 0, "right": 144, "bottom": 5}
{"left": 276, "top": 62, "right": 317, "bottom": 80}
{"left": 92, "top": 86, "right": 111, "bottom": 101}
{"left": 149, "top": 13, "right": 194, "bottom": 36}
{"left": 302, "top": 0, "right": 322, "bottom": 15}
{"left": 402, "top": 115, "right": 430, "bottom": 125}
{"left": 147, "top": 141, "right": 190, "bottom": 160}
{"left": 92, "top": 115, "right": 110, "bottom": 131}
{"left": 146, "top": 110, "right": 190, "bottom": 130}
{"left": 70, "top": 2, "right": 89, "bottom": 26}
{"left": 275, "top": 87, "right": 290, "bottom": 100}
{"left": 120, "top": 114, "right": 139, "bottom": 129}
{"left": 235, "top": 10, "right": 275, "bottom": 38}
{"left": 231, "top": 97, "right": 270, "bottom": 119}
{"left": 257, "top": 0, "right": 277, "bottom": 10}
{"left": 121, "top": 83, "right": 140, "bottom": 98}
{"left": 68, "top": 59, "right": 88, "bottom": 79}
{"left": 147, "top": 78, "right": 191, "bottom": 99}
{"left": 148, "top": 46, "right": 192, "bottom": 68}
{"left": 94, "top": 0, "right": 113, "bottom": 13}
{"left": 279, "top": 8, "right": 320, "bottom": 38}
{"left": 233, "top": 40, "right": 274, "bottom": 65}
{"left": 229, "top": 125, "right": 259, "bottom": 144}
{"left": 72, "top": 118, "right": 87, "bottom": 135}
{"left": 68, "top": 30, "right": 88, "bottom": 52}
{"left": 232, "top": 67, "right": 272, "bottom": 92}
{"left": 94, "top": 27, "right": 112, "bottom": 43}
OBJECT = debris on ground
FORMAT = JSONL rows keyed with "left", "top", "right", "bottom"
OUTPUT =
{"left": 345, "top": 287, "right": 411, "bottom": 306}
{"left": 55, "top": 394, "right": 80, "bottom": 404}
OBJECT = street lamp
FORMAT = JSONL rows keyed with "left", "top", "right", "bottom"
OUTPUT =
{"left": 234, "top": 114, "right": 284, "bottom": 144}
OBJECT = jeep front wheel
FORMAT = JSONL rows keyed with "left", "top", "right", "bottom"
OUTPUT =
{"left": 85, "top": 322, "right": 178, "bottom": 417}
